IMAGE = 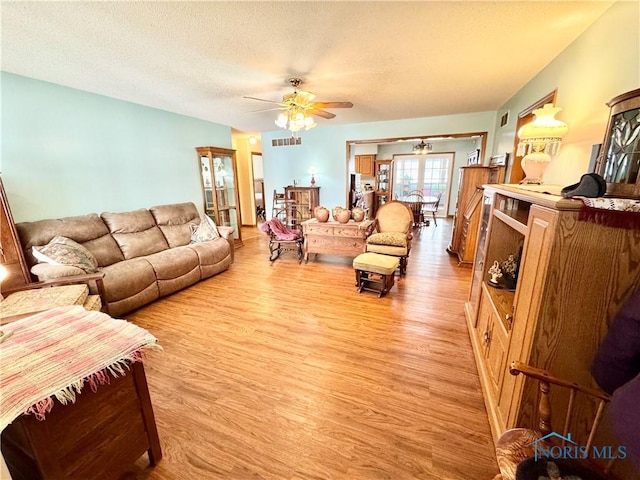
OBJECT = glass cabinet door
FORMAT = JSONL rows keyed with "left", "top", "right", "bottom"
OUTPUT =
{"left": 196, "top": 146, "right": 243, "bottom": 245}
{"left": 200, "top": 156, "right": 215, "bottom": 213}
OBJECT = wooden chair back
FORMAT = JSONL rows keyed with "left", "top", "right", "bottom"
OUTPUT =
{"left": 509, "top": 361, "right": 614, "bottom": 474}
{"left": 375, "top": 200, "right": 413, "bottom": 234}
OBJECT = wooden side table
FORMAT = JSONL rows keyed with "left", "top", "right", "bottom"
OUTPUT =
{"left": 1, "top": 362, "right": 161, "bottom": 480}
{"left": 0, "top": 306, "right": 161, "bottom": 479}
{"left": 301, "top": 218, "right": 375, "bottom": 262}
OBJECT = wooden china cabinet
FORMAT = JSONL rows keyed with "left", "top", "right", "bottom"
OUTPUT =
{"left": 595, "top": 87, "right": 640, "bottom": 198}
{"left": 283, "top": 185, "right": 320, "bottom": 228}
{"left": 196, "top": 146, "right": 243, "bottom": 246}
{"left": 448, "top": 165, "right": 504, "bottom": 266}
{"left": 465, "top": 184, "right": 640, "bottom": 476}
{"left": 373, "top": 160, "right": 392, "bottom": 216}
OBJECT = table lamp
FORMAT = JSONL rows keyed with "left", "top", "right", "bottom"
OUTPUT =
{"left": 517, "top": 103, "right": 568, "bottom": 184}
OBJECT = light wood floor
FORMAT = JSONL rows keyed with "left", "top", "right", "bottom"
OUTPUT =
{"left": 126, "top": 220, "right": 498, "bottom": 479}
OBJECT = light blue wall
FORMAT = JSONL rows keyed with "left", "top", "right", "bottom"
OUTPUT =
{"left": 261, "top": 111, "right": 496, "bottom": 216}
{"left": 1, "top": 72, "right": 232, "bottom": 221}
{"left": 493, "top": 1, "right": 640, "bottom": 187}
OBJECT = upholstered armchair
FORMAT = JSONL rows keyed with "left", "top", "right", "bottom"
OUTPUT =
{"left": 365, "top": 200, "right": 413, "bottom": 275}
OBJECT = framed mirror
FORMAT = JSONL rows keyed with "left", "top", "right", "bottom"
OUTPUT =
{"left": 595, "top": 88, "right": 640, "bottom": 198}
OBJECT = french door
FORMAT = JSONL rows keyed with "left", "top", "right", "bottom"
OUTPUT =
{"left": 392, "top": 153, "right": 455, "bottom": 216}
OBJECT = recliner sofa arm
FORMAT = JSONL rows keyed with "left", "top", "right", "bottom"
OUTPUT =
{"left": 216, "top": 226, "right": 235, "bottom": 261}
{"left": 217, "top": 226, "right": 234, "bottom": 240}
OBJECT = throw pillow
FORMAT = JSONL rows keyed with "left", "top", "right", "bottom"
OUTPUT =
{"left": 367, "top": 232, "right": 407, "bottom": 247}
{"left": 190, "top": 215, "right": 220, "bottom": 243}
{"left": 32, "top": 236, "right": 99, "bottom": 274}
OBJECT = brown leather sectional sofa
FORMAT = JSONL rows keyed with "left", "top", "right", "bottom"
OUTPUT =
{"left": 15, "top": 202, "right": 234, "bottom": 317}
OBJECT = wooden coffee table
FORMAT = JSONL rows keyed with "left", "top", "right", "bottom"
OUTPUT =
{"left": 301, "top": 218, "right": 375, "bottom": 262}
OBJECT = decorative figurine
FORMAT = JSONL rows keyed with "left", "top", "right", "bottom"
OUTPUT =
{"left": 488, "top": 261, "right": 503, "bottom": 286}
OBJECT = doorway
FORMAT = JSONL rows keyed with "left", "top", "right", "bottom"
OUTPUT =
{"left": 509, "top": 90, "right": 557, "bottom": 183}
{"left": 251, "top": 152, "right": 265, "bottom": 223}
{"left": 345, "top": 132, "right": 487, "bottom": 217}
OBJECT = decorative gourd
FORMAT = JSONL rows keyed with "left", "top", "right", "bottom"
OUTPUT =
{"left": 314, "top": 206, "right": 330, "bottom": 222}
{"left": 351, "top": 207, "right": 365, "bottom": 222}
{"left": 336, "top": 209, "right": 351, "bottom": 224}
{"left": 332, "top": 206, "right": 343, "bottom": 220}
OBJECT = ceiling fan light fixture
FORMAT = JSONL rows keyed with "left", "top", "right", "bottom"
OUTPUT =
{"left": 275, "top": 112, "right": 289, "bottom": 129}
{"left": 275, "top": 106, "right": 317, "bottom": 134}
{"left": 249, "top": 77, "right": 350, "bottom": 135}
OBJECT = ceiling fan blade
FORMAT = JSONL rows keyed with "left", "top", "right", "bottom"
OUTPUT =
{"left": 312, "top": 101, "right": 353, "bottom": 109}
{"left": 247, "top": 106, "right": 286, "bottom": 113}
{"left": 243, "top": 96, "right": 282, "bottom": 104}
{"left": 308, "top": 108, "right": 336, "bottom": 119}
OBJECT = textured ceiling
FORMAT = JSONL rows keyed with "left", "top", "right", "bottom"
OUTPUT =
{"left": 1, "top": 1, "right": 615, "bottom": 134}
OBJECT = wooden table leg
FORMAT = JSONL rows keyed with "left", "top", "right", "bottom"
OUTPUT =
{"left": 132, "top": 362, "right": 162, "bottom": 465}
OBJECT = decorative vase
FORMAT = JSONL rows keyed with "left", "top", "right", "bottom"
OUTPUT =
{"left": 336, "top": 209, "right": 351, "bottom": 224}
{"left": 332, "top": 206, "right": 343, "bottom": 221}
{"left": 314, "top": 206, "right": 330, "bottom": 222}
{"left": 351, "top": 207, "right": 365, "bottom": 222}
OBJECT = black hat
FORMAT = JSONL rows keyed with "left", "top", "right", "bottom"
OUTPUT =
{"left": 561, "top": 173, "right": 607, "bottom": 198}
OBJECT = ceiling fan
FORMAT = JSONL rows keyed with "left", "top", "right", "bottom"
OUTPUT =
{"left": 244, "top": 78, "right": 353, "bottom": 132}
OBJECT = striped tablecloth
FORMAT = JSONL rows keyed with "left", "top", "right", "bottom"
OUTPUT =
{"left": 0, "top": 305, "right": 161, "bottom": 431}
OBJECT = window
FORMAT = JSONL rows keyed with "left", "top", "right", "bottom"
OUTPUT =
{"left": 392, "top": 153, "right": 454, "bottom": 214}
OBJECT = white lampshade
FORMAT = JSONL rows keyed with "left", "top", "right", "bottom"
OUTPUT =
{"left": 517, "top": 103, "right": 568, "bottom": 184}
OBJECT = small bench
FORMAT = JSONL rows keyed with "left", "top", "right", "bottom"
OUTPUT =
{"left": 353, "top": 252, "right": 399, "bottom": 297}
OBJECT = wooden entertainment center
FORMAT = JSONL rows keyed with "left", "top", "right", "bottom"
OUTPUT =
{"left": 465, "top": 184, "right": 640, "bottom": 470}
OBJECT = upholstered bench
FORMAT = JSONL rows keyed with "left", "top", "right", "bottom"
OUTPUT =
{"left": 353, "top": 252, "right": 399, "bottom": 298}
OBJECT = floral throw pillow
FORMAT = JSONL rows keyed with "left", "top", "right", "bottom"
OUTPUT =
{"left": 367, "top": 232, "right": 407, "bottom": 247}
{"left": 190, "top": 215, "right": 220, "bottom": 243}
{"left": 32, "top": 236, "right": 99, "bottom": 273}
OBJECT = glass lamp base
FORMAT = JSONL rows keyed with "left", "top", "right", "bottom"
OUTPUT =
{"left": 521, "top": 153, "right": 551, "bottom": 185}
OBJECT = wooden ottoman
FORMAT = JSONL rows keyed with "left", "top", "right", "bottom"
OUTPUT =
{"left": 353, "top": 252, "right": 399, "bottom": 297}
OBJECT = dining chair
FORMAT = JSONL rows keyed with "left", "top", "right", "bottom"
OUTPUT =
{"left": 421, "top": 192, "right": 443, "bottom": 226}
{"left": 402, "top": 190, "right": 425, "bottom": 228}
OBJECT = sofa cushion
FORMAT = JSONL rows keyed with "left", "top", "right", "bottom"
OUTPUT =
{"left": 145, "top": 247, "right": 201, "bottom": 297}
{"left": 102, "top": 209, "right": 169, "bottom": 259}
{"left": 150, "top": 202, "right": 200, "bottom": 248}
{"left": 187, "top": 237, "right": 231, "bottom": 265}
{"left": 16, "top": 214, "right": 118, "bottom": 268}
{"left": 79, "top": 234, "right": 124, "bottom": 267}
{"left": 186, "top": 237, "right": 232, "bottom": 280}
{"left": 144, "top": 247, "right": 199, "bottom": 280}
{"left": 32, "top": 236, "right": 99, "bottom": 273}
{"left": 101, "top": 257, "right": 158, "bottom": 303}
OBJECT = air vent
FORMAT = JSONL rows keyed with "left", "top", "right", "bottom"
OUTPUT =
{"left": 500, "top": 111, "right": 509, "bottom": 128}
{"left": 272, "top": 137, "right": 302, "bottom": 147}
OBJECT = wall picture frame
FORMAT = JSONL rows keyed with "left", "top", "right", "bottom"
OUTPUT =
{"left": 490, "top": 153, "right": 509, "bottom": 167}
{"left": 467, "top": 149, "right": 480, "bottom": 165}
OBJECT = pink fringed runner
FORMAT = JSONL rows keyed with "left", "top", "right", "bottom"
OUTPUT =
{"left": 0, "top": 305, "right": 161, "bottom": 431}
